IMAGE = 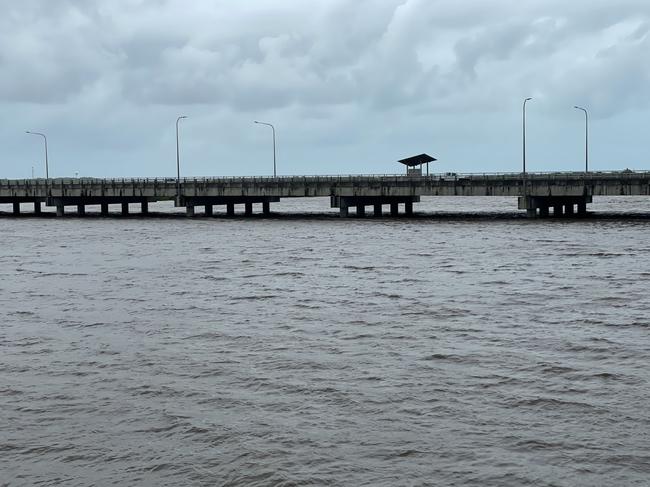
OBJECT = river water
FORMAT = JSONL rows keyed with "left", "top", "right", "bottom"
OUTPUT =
{"left": 1, "top": 196, "right": 649, "bottom": 486}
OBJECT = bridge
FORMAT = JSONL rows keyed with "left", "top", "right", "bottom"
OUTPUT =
{"left": 1, "top": 170, "right": 649, "bottom": 218}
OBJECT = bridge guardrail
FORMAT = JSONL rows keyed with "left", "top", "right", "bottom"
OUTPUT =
{"left": 2, "top": 170, "right": 650, "bottom": 186}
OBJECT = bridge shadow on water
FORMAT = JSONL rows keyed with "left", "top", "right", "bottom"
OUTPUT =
{"left": 2, "top": 211, "right": 650, "bottom": 222}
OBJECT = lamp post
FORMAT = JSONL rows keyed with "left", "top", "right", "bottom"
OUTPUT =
{"left": 176, "top": 116, "right": 187, "bottom": 205}
{"left": 254, "top": 121, "right": 276, "bottom": 178}
{"left": 26, "top": 131, "right": 48, "bottom": 178}
{"left": 522, "top": 98, "right": 532, "bottom": 175}
{"left": 574, "top": 106, "right": 589, "bottom": 173}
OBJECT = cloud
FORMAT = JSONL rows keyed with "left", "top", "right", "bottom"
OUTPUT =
{"left": 1, "top": 0, "right": 650, "bottom": 177}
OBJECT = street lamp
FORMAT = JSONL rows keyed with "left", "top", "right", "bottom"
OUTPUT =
{"left": 574, "top": 106, "right": 589, "bottom": 173}
{"left": 176, "top": 115, "right": 187, "bottom": 204}
{"left": 26, "top": 131, "right": 49, "bottom": 178}
{"left": 522, "top": 98, "right": 532, "bottom": 175}
{"left": 254, "top": 121, "right": 277, "bottom": 178}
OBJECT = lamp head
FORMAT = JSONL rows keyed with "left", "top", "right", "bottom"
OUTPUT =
{"left": 525, "top": 97, "right": 532, "bottom": 102}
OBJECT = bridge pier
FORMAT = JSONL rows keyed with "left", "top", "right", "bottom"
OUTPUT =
{"left": 245, "top": 202, "right": 253, "bottom": 216}
{"left": 77, "top": 205, "right": 85, "bottom": 216}
{"left": 34, "top": 201, "right": 41, "bottom": 214}
{"left": 12, "top": 202, "right": 20, "bottom": 215}
{"left": 227, "top": 203, "right": 235, "bottom": 216}
{"left": 186, "top": 205, "right": 195, "bottom": 217}
{"left": 519, "top": 196, "right": 592, "bottom": 218}
{"left": 205, "top": 205, "right": 213, "bottom": 216}
{"left": 101, "top": 203, "right": 109, "bottom": 215}
{"left": 141, "top": 201, "right": 149, "bottom": 215}
{"left": 56, "top": 205, "right": 64, "bottom": 217}
{"left": 263, "top": 202, "right": 270, "bottom": 215}
{"left": 330, "top": 196, "right": 418, "bottom": 218}
{"left": 121, "top": 203, "right": 129, "bottom": 216}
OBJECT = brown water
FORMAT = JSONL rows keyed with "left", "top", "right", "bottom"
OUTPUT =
{"left": 1, "top": 197, "right": 649, "bottom": 486}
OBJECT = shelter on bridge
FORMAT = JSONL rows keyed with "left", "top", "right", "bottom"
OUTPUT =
{"left": 398, "top": 153, "right": 437, "bottom": 176}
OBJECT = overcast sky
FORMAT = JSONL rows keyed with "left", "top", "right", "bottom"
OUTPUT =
{"left": 1, "top": 0, "right": 649, "bottom": 178}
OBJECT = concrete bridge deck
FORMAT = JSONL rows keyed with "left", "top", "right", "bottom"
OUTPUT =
{"left": 1, "top": 170, "right": 649, "bottom": 217}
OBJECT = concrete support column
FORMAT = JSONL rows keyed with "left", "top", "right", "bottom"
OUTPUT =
{"left": 553, "top": 205, "right": 563, "bottom": 217}
{"left": 526, "top": 209, "right": 537, "bottom": 218}
{"left": 227, "top": 204, "right": 235, "bottom": 216}
{"left": 405, "top": 201, "right": 414, "bottom": 216}
{"left": 356, "top": 205, "right": 366, "bottom": 217}
{"left": 101, "top": 203, "right": 109, "bottom": 216}
{"left": 186, "top": 205, "right": 195, "bottom": 217}
{"left": 245, "top": 202, "right": 253, "bottom": 216}
{"left": 121, "top": 203, "right": 129, "bottom": 216}
{"left": 12, "top": 202, "right": 20, "bottom": 215}
{"left": 141, "top": 201, "right": 149, "bottom": 215}
{"left": 77, "top": 205, "right": 85, "bottom": 216}
{"left": 390, "top": 203, "right": 399, "bottom": 216}
{"left": 340, "top": 205, "right": 349, "bottom": 218}
{"left": 34, "top": 202, "right": 41, "bottom": 214}
{"left": 205, "top": 205, "right": 213, "bottom": 216}
{"left": 56, "top": 205, "right": 65, "bottom": 217}
{"left": 565, "top": 204, "right": 574, "bottom": 216}
{"left": 539, "top": 206, "right": 549, "bottom": 218}
{"left": 374, "top": 204, "right": 383, "bottom": 217}
{"left": 262, "top": 202, "right": 270, "bottom": 215}
{"left": 577, "top": 202, "right": 587, "bottom": 215}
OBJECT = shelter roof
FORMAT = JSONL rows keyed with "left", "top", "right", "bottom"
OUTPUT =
{"left": 398, "top": 154, "right": 437, "bottom": 167}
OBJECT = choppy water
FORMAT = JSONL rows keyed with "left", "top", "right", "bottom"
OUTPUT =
{"left": 2, "top": 196, "right": 650, "bottom": 486}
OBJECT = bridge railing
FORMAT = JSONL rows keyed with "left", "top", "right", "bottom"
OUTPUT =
{"left": 1, "top": 170, "right": 649, "bottom": 186}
